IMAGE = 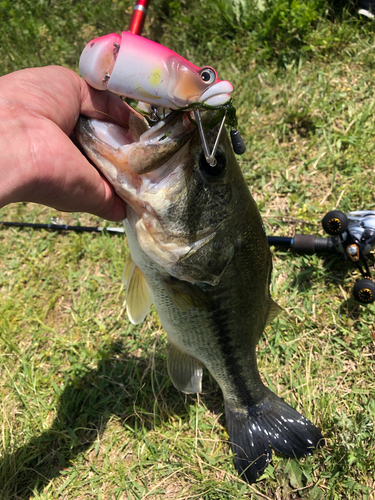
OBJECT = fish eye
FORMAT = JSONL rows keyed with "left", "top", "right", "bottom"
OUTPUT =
{"left": 199, "top": 151, "right": 226, "bottom": 177}
{"left": 200, "top": 67, "right": 216, "bottom": 84}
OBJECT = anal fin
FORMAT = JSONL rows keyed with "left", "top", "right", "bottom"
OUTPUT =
{"left": 167, "top": 342, "right": 203, "bottom": 394}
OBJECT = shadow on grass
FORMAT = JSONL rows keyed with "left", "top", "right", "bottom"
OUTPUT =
{"left": 0, "top": 340, "right": 222, "bottom": 499}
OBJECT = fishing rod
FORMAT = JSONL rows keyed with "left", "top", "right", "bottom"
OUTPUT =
{"left": 0, "top": 220, "right": 125, "bottom": 234}
{"left": 2, "top": 210, "right": 375, "bottom": 303}
{"left": 128, "top": 0, "right": 150, "bottom": 35}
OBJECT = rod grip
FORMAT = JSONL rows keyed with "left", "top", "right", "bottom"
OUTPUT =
{"left": 292, "top": 234, "right": 337, "bottom": 254}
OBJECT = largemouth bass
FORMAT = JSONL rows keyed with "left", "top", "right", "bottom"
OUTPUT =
{"left": 75, "top": 107, "right": 324, "bottom": 483}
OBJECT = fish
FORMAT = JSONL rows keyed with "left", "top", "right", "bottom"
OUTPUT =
{"left": 79, "top": 31, "right": 233, "bottom": 109}
{"left": 75, "top": 106, "right": 324, "bottom": 483}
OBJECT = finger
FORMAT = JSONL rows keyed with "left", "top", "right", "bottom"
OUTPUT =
{"left": 89, "top": 174, "right": 127, "bottom": 221}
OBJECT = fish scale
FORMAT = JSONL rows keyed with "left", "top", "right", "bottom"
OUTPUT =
{"left": 75, "top": 108, "right": 324, "bottom": 483}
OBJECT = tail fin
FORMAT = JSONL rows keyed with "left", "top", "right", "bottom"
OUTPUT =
{"left": 225, "top": 391, "right": 324, "bottom": 483}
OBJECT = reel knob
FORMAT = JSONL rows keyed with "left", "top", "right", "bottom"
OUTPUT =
{"left": 353, "top": 278, "right": 375, "bottom": 304}
{"left": 322, "top": 210, "right": 348, "bottom": 236}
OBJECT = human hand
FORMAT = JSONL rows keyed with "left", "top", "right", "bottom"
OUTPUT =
{"left": 0, "top": 66, "right": 129, "bottom": 221}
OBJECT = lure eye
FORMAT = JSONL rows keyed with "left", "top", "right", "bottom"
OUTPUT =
{"left": 199, "top": 151, "right": 226, "bottom": 177}
{"left": 200, "top": 67, "right": 216, "bottom": 84}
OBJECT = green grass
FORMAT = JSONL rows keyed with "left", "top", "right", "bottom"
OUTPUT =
{"left": 1, "top": 0, "right": 375, "bottom": 498}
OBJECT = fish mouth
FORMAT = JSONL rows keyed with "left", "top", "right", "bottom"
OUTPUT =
{"left": 75, "top": 105, "right": 238, "bottom": 285}
{"left": 75, "top": 106, "right": 196, "bottom": 177}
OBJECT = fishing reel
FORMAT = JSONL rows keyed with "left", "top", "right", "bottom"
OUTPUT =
{"left": 321, "top": 210, "right": 375, "bottom": 304}
{"left": 268, "top": 209, "right": 375, "bottom": 304}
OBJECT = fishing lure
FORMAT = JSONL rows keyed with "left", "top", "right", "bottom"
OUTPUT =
{"left": 79, "top": 31, "right": 245, "bottom": 164}
{"left": 79, "top": 31, "right": 233, "bottom": 110}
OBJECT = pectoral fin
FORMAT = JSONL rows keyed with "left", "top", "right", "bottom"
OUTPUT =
{"left": 122, "top": 253, "right": 133, "bottom": 286}
{"left": 167, "top": 342, "right": 203, "bottom": 394}
{"left": 162, "top": 276, "right": 210, "bottom": 312}
{"left": 125, "top": 261, "right": 152, "bottom": 325}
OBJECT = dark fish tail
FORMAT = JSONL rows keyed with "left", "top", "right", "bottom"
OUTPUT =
{"left": 225, "top": 390, "right": 324, "bottom": 483}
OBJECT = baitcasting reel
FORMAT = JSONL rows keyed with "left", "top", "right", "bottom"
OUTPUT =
{"left": 268, "top": 210, "right": 375, "bottom": 304}
{"left": 322, "top": 210, "right": 375, "bottom": 304}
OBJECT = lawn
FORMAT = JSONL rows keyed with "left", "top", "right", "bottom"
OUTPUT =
{"left": 0, "top": 0, "right": 374, "bottom": 498}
